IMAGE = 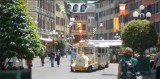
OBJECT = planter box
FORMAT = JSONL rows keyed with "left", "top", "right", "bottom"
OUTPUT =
{"left": 136, "top": 57, "right": 151, "bottom": 74}
{"left": 0, "top": 69, "right": 31, "bottom": 79}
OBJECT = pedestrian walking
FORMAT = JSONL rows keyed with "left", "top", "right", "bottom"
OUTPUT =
{"left": 55, "top": 49, "right": 61, "bottom": 67}
{"left": 50, "top": 52, "right": 55, "bottom": 67}
{"left": 39, "top": 48, "right": 45, "bottom": 67}
{"left": 153, "top": 46, "right": 160, "bottom": 79}
{"left": 117, "top": 47, "right": 138, "bottom": 79}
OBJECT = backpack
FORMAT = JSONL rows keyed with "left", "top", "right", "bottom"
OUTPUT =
{"left": 124, "top": 58, "right": 137, "bottom": 79}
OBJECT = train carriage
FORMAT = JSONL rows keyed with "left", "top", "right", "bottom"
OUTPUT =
{"left": 70, "top": 40, "right": 122, "bottom": 72}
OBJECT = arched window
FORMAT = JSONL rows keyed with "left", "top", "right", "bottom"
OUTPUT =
{"left": 67, "top": 4, "right": 71, "bottom": 11}
{"left": 80, "top": 4, "right": 86, "bottom": 12}
{"left": 73, "top": 4, "right": 78, "bottom": 12}
{"left": 56, "top": 4, "right": 60, "bottom": 11}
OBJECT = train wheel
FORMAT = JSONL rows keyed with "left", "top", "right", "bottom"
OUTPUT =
{"left": 70, "top": 67, "right": 74, "bottom": 72}
{"left": 105, "top": 63, "right": 109, "bottom": 68}
{"left": 98, "top": 65, "right": 102, "bottom": 70}
{"left": 87, "top": 66, "right": 92, "bottom": 72}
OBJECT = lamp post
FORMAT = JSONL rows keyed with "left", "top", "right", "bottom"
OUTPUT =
{"left": 99, "top": 22, "right": 103, "bottom": 40}
{"left": 49, "top": 30, "right": 58, "bottom": 54}
{"left": 67, "top": 35, "right": 75, "bottom": 45}
{"left": 114, "top": 32, "right": 120, "bottom": 40}
{"left": 133, "top": 5, "right": 151, "bottom": 20}
{"left": 50, "top": 30, "right": 58, "bottom": 39}
{"left": 132, "top": 5, "right": 152, "bottom": 56}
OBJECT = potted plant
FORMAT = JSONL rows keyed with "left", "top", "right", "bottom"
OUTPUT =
{"left": 121, "top": 20, "right": 157, "bottom": 74}
{"left": 0, "top": 0, "right": 43, "bottom": 79}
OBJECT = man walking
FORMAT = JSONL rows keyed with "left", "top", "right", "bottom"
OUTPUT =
{"left": 50, "top": 52, "right": 55, "bottom": 67}
{"left": 153, "top": 46, "right": 160, "bottom": 79}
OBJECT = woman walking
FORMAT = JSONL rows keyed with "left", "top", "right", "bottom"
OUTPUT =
{"left": 55, "top": 49, "right": 61, "bottom": 67}
{"left": 50, "top": 52, "right": 55, "bottom": 67}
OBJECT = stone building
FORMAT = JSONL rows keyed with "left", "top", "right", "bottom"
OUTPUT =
{"left": 26, "top": 0, "right": 68, "bottom": 40}
{"left": 66, "top": 2, "right": 88, "bottom": 43}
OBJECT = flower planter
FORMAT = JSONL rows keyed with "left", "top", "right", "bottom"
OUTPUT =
{"left": 0, "top": 69, "right": 31, "bottom": 79}
{"left": 136, "top": 57, "right": 151, "bottom": 74}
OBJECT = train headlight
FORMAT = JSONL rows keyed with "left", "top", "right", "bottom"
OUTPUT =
{"left": 71, "top": 63, "right": 76, "bottom": 67}
{"left": 84, "top": 64, "right": 88, "bottom": 67}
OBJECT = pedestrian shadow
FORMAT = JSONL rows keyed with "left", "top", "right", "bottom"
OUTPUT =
{"left": 101, "top": 73, "right": 117, "bottom": 76}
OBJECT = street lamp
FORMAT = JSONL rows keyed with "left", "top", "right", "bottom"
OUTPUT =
{"left": 132, "top": 5, "right": 152, "bottom": 56}
{"left": 59, "top": 32, "right": 64, "bottom": 38}
{"left": 114, "top": 32, "right": 120, "bottom": 39}
{"left": 133, "top": 5, "right": 151, "bottom": 19}
{"left": 67, "top": 35, "right": 75, "bottom": 45}
{"left": 50, "top": 30, "right": 58, "bottom": 39}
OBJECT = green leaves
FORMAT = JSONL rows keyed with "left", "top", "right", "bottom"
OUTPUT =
{"left": 0, "top": 0, "right": 43, "bottom": 60}
{"left": 56, "top": 38, "right": 65, "bottom": 49}
{"left": 121, "top": 20, "right": 157, "bottom": 53}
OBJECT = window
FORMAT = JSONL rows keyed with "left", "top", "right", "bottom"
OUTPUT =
{"left": 88, "top": 19, "right": 90, "bottom": 23}
{"left": 81, "top": 15, "right": 86, "bottom": 20}
{"left": 40, "top": 0, "right": 42, "bottom": 8}
{"left": 98, "top": 48, "right": 101, "bottom": 53}
{"left": 109, "top": 32, "right": 113, "bottom": 39}
{"left": 73, "top": 4, "right": 78, "bottom": 12}
{"left": 80, "top": 4, "right": 86, "bottom": 12}
{"left": 56, "top": 16, "right": 59, "bottom": 25}
{"left": 91, "top": 19, "right": 94, "bottom": 24}
{"left": 74, "top": 15, "right": 80, "bottom": 20}
{"left": 73, "top": 24, "right": 76, "bottom": 30}
{"left": 67, "top": 4, "right": 71, "bottom": 11}
{"left": 60, "top": 18, "right": 63, "bottom": 25}
{"left": 82, "top": 24, "right": 86, "bottom": 30}
{"left": 56, "top": 4, "right": 60, "bottom": 11}
{"left": 157, "top": 1, "right": 160, "bottom": 12}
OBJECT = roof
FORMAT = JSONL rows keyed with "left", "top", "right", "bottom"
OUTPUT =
{"left": 40, "top": 38, "right": 52, "bottom": 42}
{"left": 72, "top": 40, "right": 122, "bottom": 47}
{"left": 67, "top": 3, "right": 87, "bottom": 13}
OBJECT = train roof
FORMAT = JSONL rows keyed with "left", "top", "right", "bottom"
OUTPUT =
{"left": 72, "top": 40, "right": 122, "bottom": 47}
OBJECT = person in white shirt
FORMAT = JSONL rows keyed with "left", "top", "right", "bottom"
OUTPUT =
{"left": 153, "top": 47, "right": 160, "bottom": 79}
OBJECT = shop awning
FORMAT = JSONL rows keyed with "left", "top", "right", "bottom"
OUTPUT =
{"left": 40, "top": 38, "right": 52, "bottom": 42}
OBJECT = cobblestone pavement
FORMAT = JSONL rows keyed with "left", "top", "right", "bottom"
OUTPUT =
{"left": 32, "top": 55, "right": 155, "bottom": 79}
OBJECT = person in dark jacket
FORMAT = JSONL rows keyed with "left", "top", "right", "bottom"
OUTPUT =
{"left": 40, "top": 48, "right": 45, "bottom": 66}
{"left": 55, "top": 49, "right": 61, "bottom": 67}
{"left": 50, "top": 52, "right": 55, "bottom": 67}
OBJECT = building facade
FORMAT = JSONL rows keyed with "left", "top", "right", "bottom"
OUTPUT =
{"left": 67, "top": 3, "right": 88, "bottom": 43}
{"left": 86, "top": 1, "right": 96, "bottom": 40}
{"left": 95, "top": 0, "right": 116, "bottom": 40}
{"left": 26, "top": 0, "right": 69, "bottom": 53}
{"left": 95, "top": 0, "right": 160, "bottom": 41}
{"left": 26, "top": 0, "right": 68, "bottom": 40}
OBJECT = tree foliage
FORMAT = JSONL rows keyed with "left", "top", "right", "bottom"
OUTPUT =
{"left": 0, "top": 0, "right": 43, "bottom": 60}
{"left": 55, "top": 38, "right": 65, "bottom": 51}
{"left": 121, "top": 20, "right": 157, "bottom": 53}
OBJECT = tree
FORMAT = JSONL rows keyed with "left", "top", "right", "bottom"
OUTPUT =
{"left": 0, "top": 0, "right": 43, "bottom": 70}
{"left": 55, "top": 38, "right": 65, "bottom": 50}
{"left": 55, "top": 38, "right": 65, "bottom": 56}
{"left": 121, "top": 20, "right": 157, "bottom": 56}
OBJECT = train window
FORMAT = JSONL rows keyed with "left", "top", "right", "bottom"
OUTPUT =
{"left": 78, "top": 47, "right": 81, "bottom": 54}
{"left": 90, "top": 49, "right": 93, "bottom": 54}
{"left": 82, "top": 47, "right": 93, "bottom": 54}
{"left": 106, "top": 48, "right": 108, "bottom": 53}
{"left": 102, "top": 48, "right": 104, "bottom": 53}
{"left": 98, "top": 47, "right": 101, "bottom": 53}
